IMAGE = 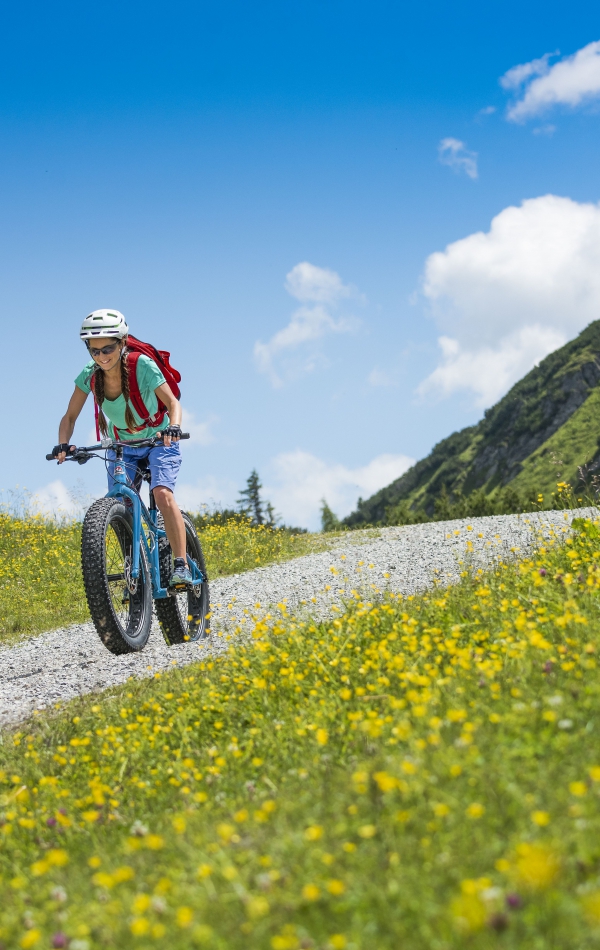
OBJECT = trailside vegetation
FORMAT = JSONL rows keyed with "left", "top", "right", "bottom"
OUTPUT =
{"left": 2, "top": 519, "right": 600, "bottom": 947}
{"left": 237, "top": 470, "right": 278, "bottom": 528}
{"left": 324, "top": 479, "right": 598, "bottom": 531}
{"left": 320, "top": 500, "right": 341, "bottom": 533}
{"left": 0, "top": 511, "right": 87, "bottom": 642}
{"left": 384, "top": 480, "right": 593, "bottom": 527}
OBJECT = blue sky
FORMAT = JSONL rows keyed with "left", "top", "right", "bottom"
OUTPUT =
{"left": 4, "top": 0, "right": 600, "bottom": 528}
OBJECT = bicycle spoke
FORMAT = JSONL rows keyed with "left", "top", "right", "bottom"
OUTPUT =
{"left": 105, "top": 524, "right": 131, "bottom": 628}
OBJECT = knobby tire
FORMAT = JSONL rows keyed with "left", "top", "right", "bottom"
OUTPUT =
{"left": 155, "top": 511, "right": 210, "bottom": 645}
{"left": 81, "top": 497, "right": 153, "bottom": 654}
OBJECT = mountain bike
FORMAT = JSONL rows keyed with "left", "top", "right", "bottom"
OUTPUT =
{"left": 46, "top": 434, "right": 210, "bottom": 655}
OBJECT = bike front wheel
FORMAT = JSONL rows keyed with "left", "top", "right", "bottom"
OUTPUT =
{"left": 155, "top": 511, "right": 210, "bottom": 645}
{"left": 81, "top": 497, "right": 153, "bottom": 654}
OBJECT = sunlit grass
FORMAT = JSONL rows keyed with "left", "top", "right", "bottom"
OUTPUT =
{"left": 196, "top": 517, "right": 336, "bottom": 577}
{"left": 2, "top": 519, "right": 600, "bottom": 946}
{"left": 0, "top": 512, "right": 86, "bottom": 644}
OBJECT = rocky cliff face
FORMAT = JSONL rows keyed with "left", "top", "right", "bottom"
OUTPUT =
{"left": 345, "top": 321, "right": 600, "bottom": 526}
{"left": 466, "top": 357, "right": 600, "bottom": 489}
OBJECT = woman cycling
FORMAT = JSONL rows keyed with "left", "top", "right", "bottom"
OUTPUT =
{"left": 52, "top": 309, "right": 192, "bottom": 587}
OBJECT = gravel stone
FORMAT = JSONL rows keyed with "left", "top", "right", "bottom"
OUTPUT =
{"left": 0, "top": 507, "right": 594, "bottom": 729}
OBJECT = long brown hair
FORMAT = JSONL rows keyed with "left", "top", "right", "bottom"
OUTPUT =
{"left": 93, "top": 339, "right": 137, "bottom": 435}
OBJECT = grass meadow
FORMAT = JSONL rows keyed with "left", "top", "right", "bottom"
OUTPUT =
{"left": 1, "top": 517, "right": 600, "bottom": 947}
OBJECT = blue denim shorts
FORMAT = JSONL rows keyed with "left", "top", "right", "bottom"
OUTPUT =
{"left": 107, "top": 441, "right": 182, "bottom": 494}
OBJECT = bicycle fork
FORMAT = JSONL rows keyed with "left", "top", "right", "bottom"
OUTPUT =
{"left": 106, "top": 444, "right": 145, "bottom": 581}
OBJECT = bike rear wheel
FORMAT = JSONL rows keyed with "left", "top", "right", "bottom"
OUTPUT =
{"left": 155, "top": 511, "right": 210, "bottom": 645}
{"left": 81, "top": 497, "right": 153, "bottom": 654}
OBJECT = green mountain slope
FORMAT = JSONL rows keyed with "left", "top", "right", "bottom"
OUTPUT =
{"left": 346, "top": 320, "right": 600, "bottom": 526}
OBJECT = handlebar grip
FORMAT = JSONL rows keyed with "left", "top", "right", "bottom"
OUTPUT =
{"left": 180, "top": 433, "right": 190, "bottom": 440}
{"left": 46, "top": 448, "right": 78, "bottom": 461}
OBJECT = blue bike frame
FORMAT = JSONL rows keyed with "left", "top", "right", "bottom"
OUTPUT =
{"left": 108, "top": 444, "right": 204, "bottom": 599}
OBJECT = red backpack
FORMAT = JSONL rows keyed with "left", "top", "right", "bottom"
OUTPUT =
{"left": 91, "top": 335, "right": 182, "bottom": 439}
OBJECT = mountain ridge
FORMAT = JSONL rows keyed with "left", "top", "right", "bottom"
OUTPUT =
{"left": 345, "top": 320, "right": 600, "bottom": 526}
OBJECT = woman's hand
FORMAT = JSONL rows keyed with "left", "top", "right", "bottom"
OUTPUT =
{"left": 154, "top": 382, "right": 182, "bottom": 448}
{"left": 161, "top": 425, "right": 181, "bottom": 448}
{"left": 52, "top": 443, "right": 77, "bottom": 464}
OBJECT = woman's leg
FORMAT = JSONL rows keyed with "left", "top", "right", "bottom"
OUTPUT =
{"left": 153, "top": 486, "right": 186, "bottom": 560}
{"left": 148, "top": 440, "right": 186, "bottom": 566}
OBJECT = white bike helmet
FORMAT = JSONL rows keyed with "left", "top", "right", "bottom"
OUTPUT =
{"left": 80, "top": 309, "right": 129, "bottom": 340}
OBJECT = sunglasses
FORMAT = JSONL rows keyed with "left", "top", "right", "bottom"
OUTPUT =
{"left": 87, "top": 342, "right": 120, "bottom": 358}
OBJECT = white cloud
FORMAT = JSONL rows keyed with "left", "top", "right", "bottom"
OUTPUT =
{"left": 254, "top": 304, "right": 352, "bottom": 386}
{"left": 500, "top": 51, "right": 558, "bottom": 91}
{"left": 30, "top": 480, "right": 92, "bottom": 520}
{"left": 438, "top": 138, "right": 478, "bottom": 180}
{"left": 418, "top": 327, "right": 565, "bottom": 407}
{"left": 478, "top": 106, "right": 496, "bottom": 116}
{"left": 502, "top": 41, "right": 600, "bottom": 122}
{"left": 174, "top": 475, "right": 238, "bottom": 513}
{"left": 284, "top": 261, "right": 354, "bottom": 304}
{"left": 419, "top": 194, "right": 600, "bottom": 404}
{"left": 180, "top": 408, "right": 218, "bottom": 446}
{"left": 254, "top": 262, "right": 359, "bottom": 387}
{"left": 265, "top": 450, "right": 414, "bottom": 530}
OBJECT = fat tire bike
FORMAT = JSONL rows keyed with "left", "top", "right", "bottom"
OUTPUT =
{"left": 47, "top": 434, "right": 210, "bottom": 655}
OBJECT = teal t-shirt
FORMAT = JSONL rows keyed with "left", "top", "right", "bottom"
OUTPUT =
{"left": 75, "top": 354, "right": 168, "bottom": 441}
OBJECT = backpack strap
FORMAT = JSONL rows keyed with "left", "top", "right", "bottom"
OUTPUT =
{"left": 90, "top": 373, "right": 101, "bottom": 441}
{"left": 125, "top": 351, "right": 167, "bottom": 432}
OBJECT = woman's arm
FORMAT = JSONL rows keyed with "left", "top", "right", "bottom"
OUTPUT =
{"left": 155, "top": 382, "right": 182, "bottom": 447}
{"left": 56, "top": 387, "right": 89, "bottom": 463}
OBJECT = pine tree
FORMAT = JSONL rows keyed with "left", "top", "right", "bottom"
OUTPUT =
{"left": 237, "top": 469, "right": 265, "bottom": 525}
{"left": 264, "top": 501, "right": 279, "bottom": 527}
{"left": 320, "top": 499, "right": 340, "bottom": 532}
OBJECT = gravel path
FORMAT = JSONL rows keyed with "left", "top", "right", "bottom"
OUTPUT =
{"left": 0, "top": 508, "right": 595, "bottom": 729}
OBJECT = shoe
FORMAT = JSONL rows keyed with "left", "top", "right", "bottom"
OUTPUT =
{"left": 170, "top": 563, "right": 193, "bottom": 587}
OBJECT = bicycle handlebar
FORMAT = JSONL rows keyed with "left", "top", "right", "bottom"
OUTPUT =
{"left": 46, "top": 433, "right": 190, "bottom": 461}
